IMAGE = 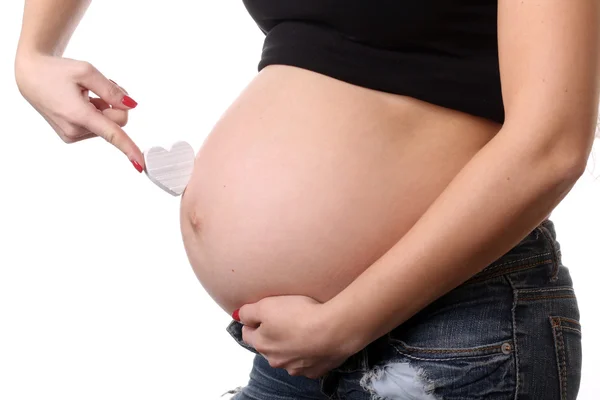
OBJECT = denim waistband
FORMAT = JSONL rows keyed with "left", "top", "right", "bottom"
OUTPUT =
{"left": 464, "top": 218, "right": 559, "bottom": 284}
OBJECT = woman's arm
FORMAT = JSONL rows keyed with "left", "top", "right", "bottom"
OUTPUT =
{"left": 323, "top": 0, "right": 600, "bottom": 354}
{"left": 17, "top": 0, "right": 92, "bottom": 59}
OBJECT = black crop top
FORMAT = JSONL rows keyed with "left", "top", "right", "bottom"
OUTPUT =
{"left": 242, "top": 0, "right": 504, "bottom": 124}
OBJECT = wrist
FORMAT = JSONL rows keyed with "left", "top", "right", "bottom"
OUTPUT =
{"left": 15, "top": 44, "right": 48, "bottom": 62}
{"left": 14, "top": 49, "right": 46, "bottom": 87}
{"left": 15, "top": 47, "right": 38, "bottom": 69}
{"left": 320, "top": 295, "right": 368, "bottom": 356}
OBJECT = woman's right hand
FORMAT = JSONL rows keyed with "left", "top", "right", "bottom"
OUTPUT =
{"left": 15, "top": 52, "right": 145, "bottom": 172}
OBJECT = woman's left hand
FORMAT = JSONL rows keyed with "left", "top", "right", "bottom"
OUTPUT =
{"left": 238, "top": 295, "right": 354, "bottom": 379}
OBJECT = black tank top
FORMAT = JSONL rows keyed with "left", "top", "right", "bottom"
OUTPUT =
{"left": 242, "top": 0, "right": 503, "bottom": 124}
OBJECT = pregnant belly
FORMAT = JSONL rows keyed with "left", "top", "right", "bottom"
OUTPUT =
{"left": 180, "top": 65, "right": 500, "bottom": 316}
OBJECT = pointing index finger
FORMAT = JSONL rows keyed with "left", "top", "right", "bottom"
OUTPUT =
{"left": 81, "top": 107, "right": 144, "bottom": 171}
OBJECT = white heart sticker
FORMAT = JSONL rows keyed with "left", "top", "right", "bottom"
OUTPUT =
{"left": 143, "top": 141, "right": 195, "bottom": 196}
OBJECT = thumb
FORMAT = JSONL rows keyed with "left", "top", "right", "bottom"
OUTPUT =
{"left": 79, "top": 105, "right": 144, "bottom": 170}
{"left": 237, "top": 304, "right": 261, "bottom": 328}
{"left": 76, "top": 64, "right": 138, "bottom": 111}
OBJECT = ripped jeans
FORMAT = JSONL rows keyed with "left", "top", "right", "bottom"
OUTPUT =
{"left": 223, "top": 219, "right": 582, "bottom": 399}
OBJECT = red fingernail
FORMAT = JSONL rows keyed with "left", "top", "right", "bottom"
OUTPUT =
{"left": 232, "top": 309, "right": 240, "bottom": 322}
{"left": 122, "top": 95, "right": 138, "bottom": 108}
{"left": 131, "top": 160, "right": 143, "bottom": 173}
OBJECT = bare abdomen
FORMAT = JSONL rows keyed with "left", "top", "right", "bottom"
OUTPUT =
{"left": 179, "top": 65, "right": 500, "bottom": 316}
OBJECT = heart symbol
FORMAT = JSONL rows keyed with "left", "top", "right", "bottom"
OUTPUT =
{"left": 143, "top": 141, "right": 195, "bottom": 196}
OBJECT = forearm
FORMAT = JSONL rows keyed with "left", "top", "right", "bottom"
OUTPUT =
{"left": 324, "top": 126, "right": 584, "bottom": 354}
{"left": 17, "top": 0, "right": 91, "bottom": 59}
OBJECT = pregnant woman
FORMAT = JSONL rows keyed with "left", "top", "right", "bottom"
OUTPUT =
{"left": 15, "top": 1, "right": 599, "bottom": 399}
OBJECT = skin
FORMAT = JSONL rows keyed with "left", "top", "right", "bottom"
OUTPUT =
{"left": 15, "top": 0, "right": 144, "bottom": 170}
{"left": 16, "top": 0, "right": 599, "bottom": 382}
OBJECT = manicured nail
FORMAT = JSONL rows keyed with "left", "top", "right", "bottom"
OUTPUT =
{"left": 130, "top": 159, "right": 143, "bottom": 173}
{"left": 122, "top": 95, "right": 138, "bottom": 108}
{"left": 232, "top": 309, "right": 240, "bottom": 322}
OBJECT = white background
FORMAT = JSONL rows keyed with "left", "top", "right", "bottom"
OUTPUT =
{"left": 0, "top": 2, "right": 598, "bottom": 399}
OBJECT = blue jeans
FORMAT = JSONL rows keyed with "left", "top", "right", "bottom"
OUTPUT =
{"left": 224, "top": 219, "right": 582, "bottom": 399}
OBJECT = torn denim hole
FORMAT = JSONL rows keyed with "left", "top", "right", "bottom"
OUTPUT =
{"left": 359, "top": 362, "right": 439, "bottom": 400}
